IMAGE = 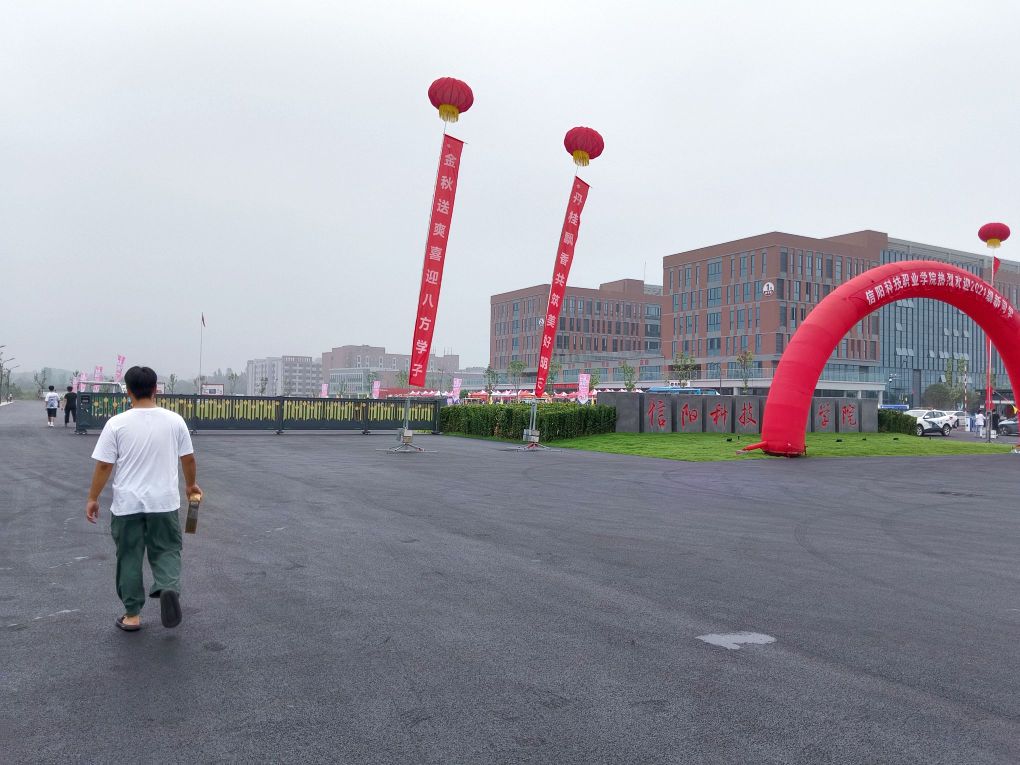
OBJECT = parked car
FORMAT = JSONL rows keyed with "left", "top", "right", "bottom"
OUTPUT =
{"left": 904, "top": 409, "right": 954, "bottom": 437}
{"left": 998, "top": 418, "right": 1019, "bottom": 436}
{"left": 946, "top": 410, "right": 968, "bottom": 428}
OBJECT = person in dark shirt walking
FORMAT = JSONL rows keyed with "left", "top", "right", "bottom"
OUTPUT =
{"left": 63, "top": 386, "right": 77, "bottom": 428}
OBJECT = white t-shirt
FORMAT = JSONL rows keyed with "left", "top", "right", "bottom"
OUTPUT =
{"left": 91, "top": 407, "right": 194, "bottom": 516}
{"left": 44, "top": 392, "right": 60, "bottom": 409}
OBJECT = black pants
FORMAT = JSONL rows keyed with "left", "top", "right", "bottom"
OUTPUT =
{"left": 65, "top": 406, "right": 76, "bottom": 425}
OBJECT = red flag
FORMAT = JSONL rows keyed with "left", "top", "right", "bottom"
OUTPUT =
{"left": 534, "top": 178, "right": 590, "bottom": 398}
{"left": 993, "top": 256, "right": 1001, "bottom": 277}
{"left": 408, "top": 136, "right": 464, "bottom": 387}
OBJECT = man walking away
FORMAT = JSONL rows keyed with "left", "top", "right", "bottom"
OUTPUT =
{"left": 975, "top": 410, "right": 985, "bottom": 438}
{"left": 85, "top": 366, "right": 202, "bottom": 631}
{"left": 44, "top": 385, "right": 60, "bottom": 427}
{"left": 63, "top": 385, "right": 77, "bottom": 428}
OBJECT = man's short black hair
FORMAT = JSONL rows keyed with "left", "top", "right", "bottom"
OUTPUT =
{"left": 124, "top": 366, "right": 158, "bottom": 399}
{"left": 48, "top": 385, "right": 55, "bottom": 391}
{"left": 66, "top": 386, "right": 73, "bottom": 392}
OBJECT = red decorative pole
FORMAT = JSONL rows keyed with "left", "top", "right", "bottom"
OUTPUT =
{"left": 978, "top": 222, "right": 1011, "bottom": 442}
{"left": 397, "top": 77, "right": 473, "bottom": 451}
{"left": 533, "top": 127, "right": 605, "bottom": 400}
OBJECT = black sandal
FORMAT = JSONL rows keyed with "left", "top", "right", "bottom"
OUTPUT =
{"left": 116, "top": 615, "right": 141, "bottom": 632}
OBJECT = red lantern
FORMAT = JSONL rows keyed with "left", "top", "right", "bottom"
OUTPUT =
{"left": 978, "top": 222, "right": 1010, "bottom": 249}
{"left": 564, "top": 127, "right": 604, "bottom": 167}
{"left": 428, "top": 77, "right": 473, "bottom": 123}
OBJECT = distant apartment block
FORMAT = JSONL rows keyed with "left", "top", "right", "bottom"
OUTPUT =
{"left": 320, "top": 344, "right": 459, "bottom": 386}
{"left": 245, "top": 355, "right": 322, "bottom": 397}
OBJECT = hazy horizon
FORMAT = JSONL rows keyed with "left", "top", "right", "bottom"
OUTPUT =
{"left": 3, "top": 2, "right": 1019, "bottom": 377}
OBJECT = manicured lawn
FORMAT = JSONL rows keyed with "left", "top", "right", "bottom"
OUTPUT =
{"left": 553, "top": 432, "right": 1016, "bottom": 461}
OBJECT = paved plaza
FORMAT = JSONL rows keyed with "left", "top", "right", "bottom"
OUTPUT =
{"left": 2, "top": 401, "right": 1019, "bottom": 764}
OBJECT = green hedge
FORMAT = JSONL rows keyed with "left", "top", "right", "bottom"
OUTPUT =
{"left": 878, "top": 409, "right": 917, "bottom": 434}
{"left": 439, "top": 403, "right": 617, "bottom": 441}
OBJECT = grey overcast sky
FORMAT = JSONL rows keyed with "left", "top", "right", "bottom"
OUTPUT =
{"left": 3, "top": 1, "right": 1019, "bottom": 376}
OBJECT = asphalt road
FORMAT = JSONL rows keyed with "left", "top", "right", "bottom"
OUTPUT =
{"left": 2, "top": 401, "right": 1019, "bottom": 764}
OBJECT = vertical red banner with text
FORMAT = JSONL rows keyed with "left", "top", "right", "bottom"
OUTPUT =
{"left": 409, "top": 136, "right": 465, "bottom": 387}
{"left": 534, "top": 177, "right": 590, "bottom": 398}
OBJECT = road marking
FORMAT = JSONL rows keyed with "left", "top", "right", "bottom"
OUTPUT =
{"left": 697, "top": 631, "right": 776, "bottom": 650}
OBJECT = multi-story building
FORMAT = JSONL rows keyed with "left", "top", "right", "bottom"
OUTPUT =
{"left": 880, "top": 237, "right": 1020, "bottom": 404}
{"left": 663, "top": 230, "right": 885, "bottom": 393}
{"left": 489, "top": 229, "right": 1019, "bottom": 402}
{"left": 320, "top": 344, "right": 471, "bottom": 394}
{"left": 320, "top": 345, "right": 459, "bottom": 384}
{"left": 245, "top": 355, "right": 322, "bottom": 397}
{"left": 490, "top": 279, "right": 665, "bottom": 385}
{"left": 663, "top": 230, "right": 1020, "bottom": 402}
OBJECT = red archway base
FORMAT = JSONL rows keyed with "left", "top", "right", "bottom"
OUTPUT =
{"left": 743, "top": 260, "right": 1020, "bottom": 457}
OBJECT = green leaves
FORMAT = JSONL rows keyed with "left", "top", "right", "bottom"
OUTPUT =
{"left": 440, "top": 403, "right": 616, "bottom": 441}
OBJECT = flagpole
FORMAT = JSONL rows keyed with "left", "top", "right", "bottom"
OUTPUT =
{"left": 199, "top": 315, "right": 204, "bottom": 395}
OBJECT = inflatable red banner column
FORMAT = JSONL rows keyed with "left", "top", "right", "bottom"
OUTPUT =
{"left": 534, "top": 127, "right": 604, "bottom": 399}
{"left": 407, "top": 77, "right": 473, "bottom": 387}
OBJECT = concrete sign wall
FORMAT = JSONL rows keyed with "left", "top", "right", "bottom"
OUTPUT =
{"left": 703, "top": 397, "right": 734, "bottom": 433}
{"left": 837, "top": 399, "right": 861, "bottom": 433}
{"left": 601, "top": 393, "right": 878, "bottom": 435}
{"left": 675, "top": 396, "right": 704, "bottom": 433}
{"left": 812, "top": 399, "right": 836, "bottom": 433}
{"left": 733, "top": 396, "right": 760, "bottom": 435}
{"left": 641, "top": 395, "right": 673, "bottom": 433}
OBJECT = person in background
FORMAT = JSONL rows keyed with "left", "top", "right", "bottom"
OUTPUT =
{"left": 63, "top": 385, "right": 77, "bottom": 428}
{"left": 991, "top": 409, "right": 1001, "bottom": 436}
{"left": 44, "top": 385, "right": 60, "bottom": 427}
{"left": 975, "top": 409, "right": 985, "bottom": 438}
{"left": 85, "top": 366, "right": 201, "bottom": 632}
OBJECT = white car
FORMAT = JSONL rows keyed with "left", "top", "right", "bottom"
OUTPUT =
{"left": 904, "top": 409, "right": 954, "bottom": 437}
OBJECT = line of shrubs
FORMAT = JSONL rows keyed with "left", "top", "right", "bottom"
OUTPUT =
{"left": 878, "top": 409, "right": 917, "bottom": 435}
{"left": 439, "top": 403, "right": 617, "bottom": 441}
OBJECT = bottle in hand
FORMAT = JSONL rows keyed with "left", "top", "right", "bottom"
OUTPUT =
{"left": 185, "top": 493, "right": 201, "bottom": 534}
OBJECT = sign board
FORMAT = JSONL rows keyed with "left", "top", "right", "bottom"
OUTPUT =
{"left": 201, "top": 383, "right": 224, "bottom": 396}
{"left": 155, "top": 382, "right": 166, "bottom": 394}
{"left": 371, "top": 380, "right": 381, "bottom": 399}
{"left": 762, "top": 282, "right": 776, "bottom": 296}
{"left": 577, "top": 373, "right": 591, "bottom": 405}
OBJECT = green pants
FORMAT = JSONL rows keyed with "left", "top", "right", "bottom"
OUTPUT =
{"left": 110, "top": 511, "right": 182, "bottom": 616}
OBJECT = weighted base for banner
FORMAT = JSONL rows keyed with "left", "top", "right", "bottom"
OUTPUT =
{"left": 507, "top": 402, "right": 557, "bottom": 452}
{"left": 386, "top": 400, "right": 429, "bottom": 453}
{"left": 388, "top": 427, "right": 427, "bottom": 453}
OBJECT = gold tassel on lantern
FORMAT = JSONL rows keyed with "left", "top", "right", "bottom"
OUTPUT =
{"left": 438, "top": 104, "right": 460, "bottom": 123}
{"left": 572, "top": 150, "right": 590, "bottom": 167}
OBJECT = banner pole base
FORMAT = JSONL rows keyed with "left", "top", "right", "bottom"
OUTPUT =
{"left": 386, "top": 399, "right": 428, "bottom": 453}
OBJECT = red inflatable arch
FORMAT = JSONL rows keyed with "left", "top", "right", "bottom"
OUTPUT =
{"left": 743, "top": 260, "right": 1020, "bottom": 457}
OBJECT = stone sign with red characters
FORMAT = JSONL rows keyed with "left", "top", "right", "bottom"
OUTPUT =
{"left": 734, "top": 396, "right": 760, "bottom": 435}
{"left": 641, "top": 396, "right": 673, "bottom": 433}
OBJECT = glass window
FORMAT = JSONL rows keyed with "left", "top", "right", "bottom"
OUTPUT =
{"left": 707, "top": 287, "right": 722, "bottom": 307}
{"left": 707, "top": 260, "right": 722, "bottom": 283}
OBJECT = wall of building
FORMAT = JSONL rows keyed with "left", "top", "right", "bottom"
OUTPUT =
{"left": 245, "top": 356, "right": 321, "bottom": 397}
{"left": 490, "top": 279, "right": 665, "bottom": 373}
{"left": 662, "top": 231, "right": 884, "bottom": 383}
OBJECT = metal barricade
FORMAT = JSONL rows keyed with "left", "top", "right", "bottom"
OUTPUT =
{"left": 76, "top": 394, "right": 442, "bottom": 435}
